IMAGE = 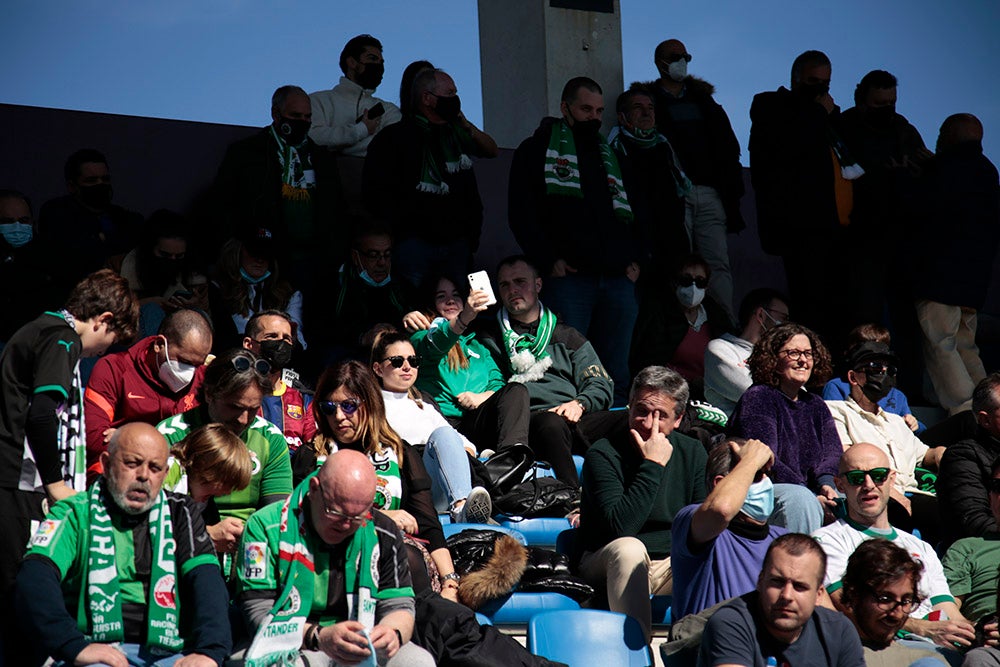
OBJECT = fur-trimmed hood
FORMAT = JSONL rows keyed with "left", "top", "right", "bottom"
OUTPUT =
{"left": 638, "top": 75, "right": 717, "bottom": 98}
{"left": 457, "top": 535, "right": 529, "bottom": 610}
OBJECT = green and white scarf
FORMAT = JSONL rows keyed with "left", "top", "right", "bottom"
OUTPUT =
{"left": 544, "top": 119, "right": 633, "bottom": 224}
{"left": 245, "top": 472, "right": 381, "bottom": 667}
{"left": 498, "top": 304, "right": 556, "bottom": 383}
{"left": 607, "top": 126, "right": 693, "bottom": 198}
{"left": 414, "top": 115, "right": 474, "bottom": 195}
{"left": 270, "top": 126, "right": 315, "bottom": 201}
{"left": 83, "top": 479, "right": 181, "bottom": 653}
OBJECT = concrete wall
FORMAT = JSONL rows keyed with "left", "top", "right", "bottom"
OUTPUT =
{"left": 478, "top": 0, "right": 623, "bottom": 149}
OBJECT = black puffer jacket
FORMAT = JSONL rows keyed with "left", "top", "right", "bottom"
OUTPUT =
{"left": 937, "top": 427, "right": 1000, "bottom": 544}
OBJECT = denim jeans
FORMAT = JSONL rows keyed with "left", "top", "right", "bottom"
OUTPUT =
{"left": 421, "top": 426, "right": 474, "bottom": 512}
{"left": 543, "top": 274, "right": 638, "bottom": 407}
{"left": 51, "top": 644, "right": 183, "bottom": 667}
{"left": 770, "top": 483, "right": 824, "bottom": 534}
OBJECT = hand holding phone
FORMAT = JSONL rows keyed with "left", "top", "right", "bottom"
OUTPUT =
{"left": 468, "top": 271, "right": 497, "bottom": 306}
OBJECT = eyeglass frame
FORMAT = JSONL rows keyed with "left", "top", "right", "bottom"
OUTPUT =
{"left": 867, "top": 588, "right": 922, "bottom": 614}
{"left": 840, "top": 467, "right": 891, "bottom": 486}
{"left": 382, "top": 355, "right": 422, "bottom": 369}
{"left": 317, "top": 398, "right": 362, "bottom": 417}
{"left": 315, "top": 484, "right": 372, "bottom": 525}
{"left": 231, "top": 354, "right": 271, "bottom": 376}
{"left": 779, "top": 348, "right": 814, "bottom": 361}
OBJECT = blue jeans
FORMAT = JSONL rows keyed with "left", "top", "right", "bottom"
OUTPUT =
{"left": 393, "top": 237, "right": 471, "bottom": 289}
{"left": 52, "top": 644, "right": 183, "bottom": 666}
{"left": 422, "top": 426, "right": 473, "bottom": 512}
{"left": 771, "top": 483, "right": 824, "bottom": 534}
{"left": 543, "top": 274, "right": 638, "bottom": 407}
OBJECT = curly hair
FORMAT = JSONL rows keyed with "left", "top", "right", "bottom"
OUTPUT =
{"left": 840, "top": 538, "right": 922, "bottom": 608}
{"left": 747, "top": 322, "right": 833, "bottom": 389}
{"left": 64, "top": 269, "right": 140, "bottom": 344}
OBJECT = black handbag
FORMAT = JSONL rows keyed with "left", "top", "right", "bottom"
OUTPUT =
{"left": 482, "top": 444, "right": 535, "bottom": 496}
{"left": 493, "top": 476, "right": 580, "bottom": 518}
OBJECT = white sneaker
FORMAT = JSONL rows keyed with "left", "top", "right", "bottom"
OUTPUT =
{"left": 455, "top": 486, "right": 493, "bottom": 524}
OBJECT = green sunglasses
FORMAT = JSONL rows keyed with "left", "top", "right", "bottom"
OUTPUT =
{"left": 841, "top": 467, "right": 890, "bottom": 486}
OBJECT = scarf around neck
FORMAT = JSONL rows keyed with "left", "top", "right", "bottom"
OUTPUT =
{"left": 244, "top": 472, "right": 381, "bottom": 667}
{"left": 607, "top": 126, "right": 693, "bottom": 197}
{"left": 414, "top": 115, "right": 474, "bottom": 195}
{"left": 84, "top": 479, "right": 181, "bottom": 653}
{"left": 270, "top": 126, "right": 315, "bottom": 201}
{"left": 498, "top": 304, "right": 556, "bottom": 383}
{"left": 544, "top": 119, "right": 633, "bottom": 224}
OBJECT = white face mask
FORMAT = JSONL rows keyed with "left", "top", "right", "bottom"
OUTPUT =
{"left": 157, "top": 337, "right": 198, "bottom": 393}
{"left": 676, "top": 284, "right": 705, "bottom": 309}
{"left": 668, "top": 60, "right": 688, "bottom": 82}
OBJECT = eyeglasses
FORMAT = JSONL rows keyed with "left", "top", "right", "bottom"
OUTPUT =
{"left": 383, "top": 355, "right": 421, "bottom": 368}
{"left": 780, "top": 349, "right": 813, "bottom": 361}
{"left": 231, "top": 355, "right": 271, "bottom": 376}
{"left": 663, "top": 53, "right": 692, "bottom": 64}
{"left": 855, "top": 361, "right": 898, "bottom": 377}
{"left": 868, "top": 590, "right": 921, "bottom": 614}
{"left": 317, "top": 486, "right": 372, "bottom": 525}
{"left": 359, "top": 250, "right": 392, "bottom": 261}
{"left": 676, "top": 274, "right": 708, "bottom": 289}
{"left": 841, "top": 467, "right": 891, "bottom": 486}
{"left": 317, "top": 398, "right": 362, "bottom": 417}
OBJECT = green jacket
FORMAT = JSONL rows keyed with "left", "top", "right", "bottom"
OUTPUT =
{"left": 411, "top": 317, "right": 506, "bottom": 419}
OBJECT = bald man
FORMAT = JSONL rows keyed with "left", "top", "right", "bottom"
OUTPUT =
{"left": 85, "top": 308, "right": 213, "bottom": 474}
{"left": 813, "top": 443, "right": 975, "bottom": 651}
{"left": 15, "top": 422, "right": 230, "bottom": 667}
{"left": 236, "top": 449, "right": 435, "bottom": 667}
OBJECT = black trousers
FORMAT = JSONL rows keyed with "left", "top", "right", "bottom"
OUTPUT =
{"left": 0, "top": 487, "right": 46, "bottom": 666}
{"left": 454, "top": 383, "right": 531, "bottom": 452}
{"left": 528, "top": 410, "right": 627, "bottom": 486}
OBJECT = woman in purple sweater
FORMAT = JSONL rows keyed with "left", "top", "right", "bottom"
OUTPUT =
{"left": 729, "top": 323, "right": 841, "bottom": 533}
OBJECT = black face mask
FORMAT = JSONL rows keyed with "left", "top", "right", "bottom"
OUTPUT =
{"left": 860, "top": 371, "right": 895, "bottom": 403}
{"left": 258, "top": 339, "right": 294, "bottom": 370}
{"left": 149, "top": 256, "right": 183, "bottom": 280}
{"left": 571, "top": 118, "right": 603, "bottom": 138}
{"left": 78, "top": 183, "right": 112, "bottom": 210}
{"left": 275, "top": 117, "right": 311, "bottom": 146}
{"left": 434, "top": 94, "right": 462, "bottom": 122}
{"left": 867, "top": 105, "right": 896, "bottom": 127}
{"left": 356, "top": 62, "right": 385, "bottom": 90}
{"left": 796, "top": 82, "right": 830, "bottom": 102}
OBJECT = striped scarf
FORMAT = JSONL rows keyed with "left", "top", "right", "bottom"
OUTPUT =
{"left": 544, "top": 119, "right": 633, "bottom": 224}
{"left": 607, "top": 125, "right": 693, "bottom": 198}
{"left": 414, "top": 115, "right": 474, "bottom": 195}
{"left": 498, "top": 304, "right": 556, "bottom": 384}
{"left": 270, "top": 126, "right": 315, "bottom": 201}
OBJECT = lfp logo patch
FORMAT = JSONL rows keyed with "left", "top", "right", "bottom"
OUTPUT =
{"left": 244, "top": 542, "right": 267, "bottom": 580}
{"left": 30, "top": 520, "right": 61, "bottom": 547}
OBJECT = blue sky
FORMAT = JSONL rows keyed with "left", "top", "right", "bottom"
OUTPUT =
{"left": 4, "top": 0, "right": 999, "bottom": 161}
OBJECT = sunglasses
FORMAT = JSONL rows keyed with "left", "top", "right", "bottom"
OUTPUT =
{"left": 663, "top": 53, "right": 693, "bottom": 64}
{"left": 676, "top": 274, "right": 708, "bottom": 289}
{"left": 383, "top": 355, "right": 421, "bottom": 368}
{"left": 855, "top": 361, "right": 898, "bottom": 377}
{"left": 841, "top": 467, "right": 891, "bottom": 486}
{"left": 231, "top": 355, "right": 271, "bottom": 376}
{"left": 318, "top": 398, "right": 362, "bottom": 416}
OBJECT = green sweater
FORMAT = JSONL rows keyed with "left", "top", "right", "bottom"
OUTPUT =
{"left": 411, "top": 317, "right": 506, "bottom": 419}
{"left": 579, "top": 427, "right": 707, "bottom": 559}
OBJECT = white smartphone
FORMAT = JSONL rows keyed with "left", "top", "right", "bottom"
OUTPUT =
{"left": 468, "top": 270, "right": 498, "bottom": 306}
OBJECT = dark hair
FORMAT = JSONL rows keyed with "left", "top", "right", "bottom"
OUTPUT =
{"left": 738, "top": 288, "right": 787, "bottom": 330}
{"left": 0, "top": 189, "right": 32, "bottom": 216}
{"left": 158, "top": 308, "right": 212, "bottom": 347}
{"left": 352, "top": 221, "right": 392, "bottom": 249}
{"left": 214, "top": 238, "right": 295, "bottom": 318}
{"left": 762, "top": 533, "right": 827, "bottom": 586}
{"left": 201, "top": 348, "right": 272, "bottom": 402}
{"left": 840, "top": 538, "right": 922, "bottom": 608}
{"left": 791, "top": 50, "right": 831, "bottom": 84}
{"left": 340, "top": 34, "right": 383, "bottom": 75}
{"left": 270, "top": 85, "right": 308, "bottom": 114}
{"left": 561, "top": 76, "right": 602, "bottom": 104}
{"left": 629, "top": 366, "right": 689, "bottom": 418}
{"left": 854, "top": 70, "right": 897, "bottom": 106}
{"left": 136, "top": 209, "right": 189, "bottom": 296}
{"left": 370, "top": 330, "right": 413, "bottom": 367}
{"left": 937, "top": 113, "right": 984, "bottom": 151}
{"left": 64, "top": 148, "right": 108, "bottom": 183}
{"left": 63, "top": 269, "right": 139, "bottom": 343}
{"left": 747, "top": 323, "right": 833, "bottom": 389}
{"left": 973, "top": 372, "right": 1000, "bottom": 415}
{"left": 399, "top": 60, "right": 435, "bottom": 115}
{"left": 845, "top": 323, "right": 890, "bottom": 349}
{"left": 617, "top": 84, "right": 655, "bottom": 114}
{"left": 705, "top": 437, "right": 748, "bottom": 486}
{"left": 312, "top": 360, "right": 404, "bottom": 461}
{"left": 244, "top": 309, "right": 293, "bottom": 340}
{"left": 675, "top": 253, "right": 711, "bottom": 280}
{"left": 495, "top": 254, "right": 539, "bottom": 280}
{"left": 411, "top": 67, "right": 445, "bottom": 111}
{"left": 419, "top": 274, "right": 471, "bottom": 372}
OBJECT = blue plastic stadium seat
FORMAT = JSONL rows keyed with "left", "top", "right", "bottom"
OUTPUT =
{"left": 438, "top": 513, "right": 452, "bottom": 525}
{"left": 528, "top": 609, "right": 652, "bottom": 666}
{"left": 574, "top": 454, "right": 584, "bottom": 479}
{"left": 442, "top": 522, "right": 527, "bottom": 545}
{"left": 475, "top": 612, "right": 493, "bottom": 626}
{"left": 499, "top": 517, "right": 572, "bottom": 549}
{"left": 651, "top": 594, "right": 672, "bottom": 625}
{"left": 478, "top": 591, "right": 580, "bottom": 624}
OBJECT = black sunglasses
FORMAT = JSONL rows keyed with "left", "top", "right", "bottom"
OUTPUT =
{"left": 231, "top": 355, "right": 271, "bottom": 376}
{"left": 676, "top": 274, "right": 708, "bottom": 289}
{"left": 663, "top": 53, "right": 692, "bottom": 64}
{"left": 855, "top": 360, "right": 898, "bottom": 377}
{"left": 382, "top": 355, "right": 421, "bottom": 368}
{"left": 841, "top": 467, "right": 891, "bottom": 486}
{"left": 318, "top": 398, "right": 362, "bottom": 417}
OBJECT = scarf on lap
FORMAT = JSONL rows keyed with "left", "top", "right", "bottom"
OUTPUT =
{"left": 245, "top": 472, "right": 380, "bottom": 667}
{"left": 83, "top": 480, "right": 181, "bottom": 653}
{"left": 414, "top": 115, "right": 474, "bottom": 194}
{"left": 607, "top": 126, "right": 693, "bottom": 198}
{"left": 544, "top": 119, "right": 633, "bottom": 224}
{"left": 498, "top": 305, "right": 556, "bottom": 384}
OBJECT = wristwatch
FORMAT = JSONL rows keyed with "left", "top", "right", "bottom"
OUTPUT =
{"left": 441, "top": 572, "right": 461, "bottom": 584}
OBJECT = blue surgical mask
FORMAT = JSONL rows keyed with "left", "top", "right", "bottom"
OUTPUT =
{"left": 359, "top": 270, "right": 391, "bottom": 288}
{"left": 741, "top": 476, "right": 774, "bottom": 523}
{"left": 240, "top": 267, "right": 271, "bottom": 284}
{"left": 0, "top": 222, "right": 32, "bottom": 248}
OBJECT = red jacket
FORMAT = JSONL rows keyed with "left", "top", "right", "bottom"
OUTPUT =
{"left": 84, "top": 336, "right": 204, "bottom": 466}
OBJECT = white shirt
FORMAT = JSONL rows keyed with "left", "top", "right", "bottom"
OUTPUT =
{"left": 825, "top": 397, "right": 930, "bottom": 495}
{"left": 703, "top": 333, "right": 754, "bottom": 417}
{"left": 381, "top": 390, "right": 476, "bottom": 454}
